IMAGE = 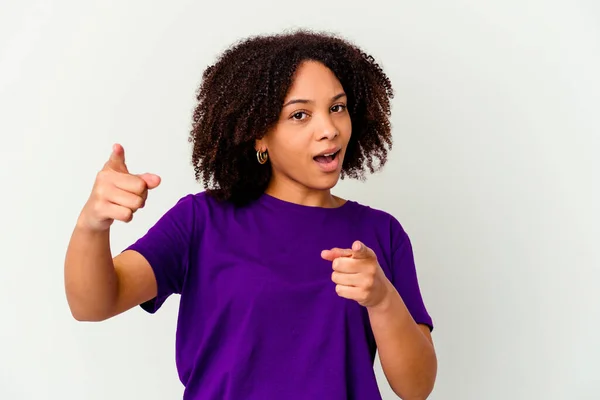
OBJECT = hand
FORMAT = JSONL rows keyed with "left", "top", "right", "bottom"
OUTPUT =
{"left": 78, "top": 143, "right": 161, "bottom": 232}
{"left": 321, "top": 241, "right": 393, "bottom": 309}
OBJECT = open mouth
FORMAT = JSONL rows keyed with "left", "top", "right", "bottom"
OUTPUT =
{"left": 313, "top": 149, "right": 340, "bottom": 164}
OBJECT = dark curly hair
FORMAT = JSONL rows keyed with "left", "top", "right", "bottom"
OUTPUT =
{"left": 189, "top": 29, "right": 394, "bottom": 206}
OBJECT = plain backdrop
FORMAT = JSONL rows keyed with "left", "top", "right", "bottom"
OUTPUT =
{"left": 1, "top": 1, "right": 598, "bottom": 399}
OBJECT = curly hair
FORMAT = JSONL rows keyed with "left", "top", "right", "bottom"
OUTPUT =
{"left": 189, "top": 29, "right": 394, "bottom": 206}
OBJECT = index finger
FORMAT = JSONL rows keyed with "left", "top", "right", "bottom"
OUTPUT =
{"left": 321, "top": 247, "right": 353, "bottom": 261}
{"left": 104, "top": 143, "right": 129, "bottom": 173}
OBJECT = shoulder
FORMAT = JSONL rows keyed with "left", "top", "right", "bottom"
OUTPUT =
{"left": 345, "top": 199, "right": 407, "bottom": 235}
{"left": 170, "top": 190, "right": 233, "bottom": 212}
{"left": 343, "top": 198, "right": 412, "bottom": 258}
{"left": 164, "top": 190, "right": 242, "bottom": 227}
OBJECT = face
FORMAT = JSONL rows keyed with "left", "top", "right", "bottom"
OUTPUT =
{"left": 257, "top": 61, "right": 352, "bottom": 195}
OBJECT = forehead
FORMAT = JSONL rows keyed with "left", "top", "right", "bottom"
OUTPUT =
{"left": 284, "top": 61, "right": 344, "bottom": 99}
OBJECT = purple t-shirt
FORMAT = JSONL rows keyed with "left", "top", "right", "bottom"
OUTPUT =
{"left": 125, "top": 191, "right": 433, "bottom": 399}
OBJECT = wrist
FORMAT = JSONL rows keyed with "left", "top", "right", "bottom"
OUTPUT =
{"left": 75, "top": 212, "right": 109, "bottom": 236}
{"left": 367, "top": 281, "right": 397, "bottom": 314}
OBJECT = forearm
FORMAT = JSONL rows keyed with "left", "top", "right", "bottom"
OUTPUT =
{"left": 367, "top": 282, "right": 437, "bottom": 399}
{"left": 64, "top": 217, "right": 118, "bottom": 321}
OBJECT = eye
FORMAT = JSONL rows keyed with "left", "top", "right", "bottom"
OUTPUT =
{"left": 331, "top": 104, "right": 347, "bottom": 113}
{"left": 290, "top": 111, "right": 308, "bottom": 121}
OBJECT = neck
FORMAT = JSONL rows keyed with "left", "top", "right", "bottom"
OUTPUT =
{"left": 264, "top": 179, "right": 342, "bottom": 209}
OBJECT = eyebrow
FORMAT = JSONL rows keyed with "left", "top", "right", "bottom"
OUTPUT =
{"left": 282, "top": 92, "right": 347, "bottom": 108}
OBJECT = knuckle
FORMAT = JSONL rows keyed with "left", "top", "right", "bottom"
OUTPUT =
{"left": 134, "top": 178, "right": 147, "bottom": 193}
{"left": 94, "top": 181, "right": 113, "bottom": 200}
{"left": 122, "top": 209, "right": 133, "bottom": 222}
{"left": 94, "top": 185, "right": 106, "bottom": 199}
{"left": 96, "top": 169, "right": 111, "bottom": 183}
{"left": 133, "top": 196, "right": 144, "bottom": 210}
{"left": 91, "top": 201, "right": 104, "bottom": 216}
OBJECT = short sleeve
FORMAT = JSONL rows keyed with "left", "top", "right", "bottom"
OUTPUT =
{"left": 389, "top": 219, "right": 434, "bottom": 331}
{"left": 123, "top": 194, "right": 196, "bottom": 314}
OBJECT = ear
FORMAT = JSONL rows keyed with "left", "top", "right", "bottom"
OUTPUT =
{"left": 255, "top": 137, "right": 267, "bottom": 152}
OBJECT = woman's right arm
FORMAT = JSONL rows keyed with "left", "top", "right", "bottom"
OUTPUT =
{"left": 64, "top": 144, "right": 161, "bottom": 322}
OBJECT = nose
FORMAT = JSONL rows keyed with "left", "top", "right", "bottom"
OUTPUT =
{"left": 317, "top": 115, "right": 339, "bottom": 141}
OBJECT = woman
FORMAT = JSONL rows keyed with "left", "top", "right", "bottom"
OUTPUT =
{"left": 64, "top": 30, "right": 437, "bottom": 400}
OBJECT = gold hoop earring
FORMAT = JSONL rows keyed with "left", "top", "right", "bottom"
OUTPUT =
{"left": 257, "top": 150, "right": 268, "bottom": 164}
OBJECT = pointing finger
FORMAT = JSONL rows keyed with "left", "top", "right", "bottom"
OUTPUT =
{"left": 321, "top": 247, "right": 352, "bottom": 261}
{"left": 105, "top": 143, "right": 128, "bottom": 173}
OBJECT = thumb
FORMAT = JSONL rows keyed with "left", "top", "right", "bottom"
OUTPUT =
{"left": 351, "top": 241, "right": 372, "bottom": 259}
{"left": 106, "top": 143, "right": 128, "bottom": 172}
{"left": 137, "top": 173, "right": 161, "bottom": 189}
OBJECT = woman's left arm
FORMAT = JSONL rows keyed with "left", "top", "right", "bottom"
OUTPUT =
{"left": 322, "top": 240, "right": 437, "bottom": 400}
{"left": 367, "top": 281, "right": 437, "bottom": 399}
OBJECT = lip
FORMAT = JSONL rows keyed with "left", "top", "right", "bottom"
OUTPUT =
{"left": 314, "top": 146, "right": 341, "bottom": 158}
{"left": 313, "top": 146, "right": 342, "bottom": 173}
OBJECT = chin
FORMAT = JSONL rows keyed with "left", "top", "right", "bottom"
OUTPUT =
{"left": 310, "top": 172, "right": 342, "bottom": 191}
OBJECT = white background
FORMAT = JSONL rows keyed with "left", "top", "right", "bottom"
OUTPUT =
{"left": 1, "top": 1, "right": 598, "bottom": 399}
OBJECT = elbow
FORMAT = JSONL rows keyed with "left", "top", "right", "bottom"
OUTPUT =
{"left": 392, "top": 384, "right": 435, "bottom": 400}
{"left": 390, "top": 355, "right": 437, "bottom": 399}
{"left": 70, "top": 311, "right": 88, "bottom": 322}
{"left": 65, "top": 292, "right": 112, "bottom": 322}
{"left": 68, "top": 304, "right": 109, "bottom": 322}
{"left": 395, "top": 387, "right": 435, "bottom": 400}
{"left": 391, "top": 384, "right": 434, "bottom": 400}
{"left": 70, "top": 309, "right": 106, "bottom": 322}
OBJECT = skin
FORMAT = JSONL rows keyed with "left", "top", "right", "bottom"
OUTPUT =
{"left": 256, "top": 61, "right": 352, "bottom": 208}
{"left": 64, "top": 60, "right": 437, "bottom": 399}
{"left": 322, "top": 242, "right": 437, "bottom": 399}
{"left": 64, "top": 146, "right": 160, "bottom": 321}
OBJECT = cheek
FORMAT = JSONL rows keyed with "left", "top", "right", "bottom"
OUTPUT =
{"left": 340, "top": 130, "right": 352, "bottom": 149}
{"left": 270, "top": 138, "right": 308, "bottom": 167}
{"left": 338, "top": 114, "right": 352, "bottom": 138}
